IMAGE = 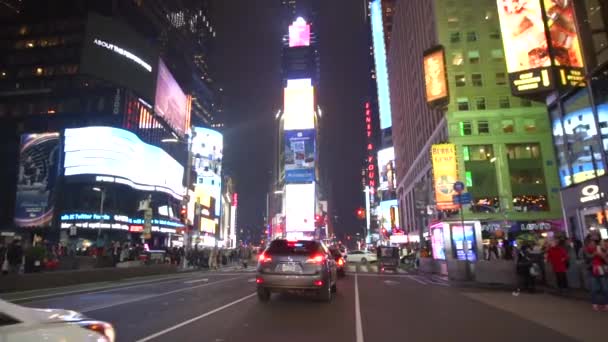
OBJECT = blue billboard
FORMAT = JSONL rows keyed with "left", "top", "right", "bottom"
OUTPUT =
{"left": 284, "top": 129, "right": 315, "bottom": 183}
{"left": 14, "top": 133, "right": 60, "bottom": 228}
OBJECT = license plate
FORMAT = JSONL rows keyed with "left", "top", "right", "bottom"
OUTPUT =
{"left": 280, "top": 263, "right": 299, "bottom": 273}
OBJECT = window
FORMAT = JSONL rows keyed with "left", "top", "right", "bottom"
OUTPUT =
{"left": 448, "top": 16, "right": 459, "bottom": 28}
{"left": 491, "top": 49, "right": 504, "bottom": 61}
{"left": 507, "top": 143, "right": 547, "bottom": 212}
{"left": 463, "top": 145, "right": 500, "bottom": 212}
{"left": 455, "top": 74, "right": 466, "bottom": 87}
{"left": 495, "top": 72, "right": 507, "bottom": 85}
{"left": 499, "top": 96, "right": 510, "bottom": 108}
{"left": 457, "top": 97, "right": 469, "bottom": 111}
{"left": 468, "top": 50, "right": 480, "bottom": 64}
{"left": 460, "top": 121, "right": 472, "bottom": 135}
{"left": 472, "top": 73, "right": 483, "bottom": 86}
{"left": 450, "top": 32, "right": 461, "bottom": 43}
{"left": 464, "top": 145, "right": 493, "bottom": 161}
{"left": 466, "top": 31, "right": 478, "bottom": 42}
{"left": 475, "top": 97, "right": 486, "bottom": 110}
{"left": 502, "top": 119, "right": 514, "bottom": 133}
{"left": 523, "top": 119, "right": 537, "bottom": 132}
{"left": 452, "top": 52, "right": 464, "bottom": 65}
{"left": 478, "top": 120, "right": 490, "bottom": 134}
{"left": 507, "top": 144, "right": 541, "bottom": 159}
{"left": 520, "top": 98, "right": 532, "bottom": 107}
{"left": 489, "top": 30, "right": 500, "bottom": 39}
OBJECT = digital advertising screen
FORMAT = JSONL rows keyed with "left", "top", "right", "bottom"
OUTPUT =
{"left": 285, "top": 183, "right": 315, "bottom": 232}
{"left": 14, "top": 133, "right": 60, "bottom": 228}
{"left": 377, "top": 147, "right": 396, "bottom": 191}
{"left": 451, "top": 224, "right": 477, "bottom": 261}
{"left": 154, "top": 59, "right": 190, "bottom": 137}
{"left": 543, "top": 0, "right": 584, "bottom": 68}
{"left": 431, "top": 226, "right": 446, "bottom": 260}
{"left": 283, "top": 78, "right": 315, "bottom": 130}
{"left": 371, "top": 0, "right": 392, "bottom": 130}
{"left": 289, "top": 17, "right": 311, "bottom": 47}
{"left": 80, "top": 12, "right": 158, "bottom": 102}
{"left": 431, "top": 144, "right": 459, "bottom": 210}
{"left": 284, "top": 129, "right": 315, "bottom": 183}
{"left": 63, "top": 127, "right": 184, "bottom": 199}
{"left": 378, "top": 200, "right": 399, "bottom": 232}
{"left": 423, "top": 46, "right": 449, "bottom": 106}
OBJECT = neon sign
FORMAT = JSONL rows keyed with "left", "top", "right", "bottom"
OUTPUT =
{"left": 365, "top": 102, "right": 376, "bottom": 196}
{"left": 288, "top": 17, "right": 310, "bottom": 47}
{"left": 93, "top": 38, "right": 152, "bottom": 72}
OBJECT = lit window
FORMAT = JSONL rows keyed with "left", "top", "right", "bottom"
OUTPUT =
{"left": 491, "top": 49, "right": 504, "bottom": 61}
{"left": 472, "top": 73, "right": 483, "bottom": 87}
{"left": 499, "top": 96, "right": 510, "bottom": 108}
{"left": 26, "top": 41, "right": 35, "bottom": 48}
{"left": 523, "top": 119, "right": 536, "bottom": 132}
{"left": 478, "top": 120, "right": 490, "bottom": 134}
{"left": 475, "top": 97, "right": 486, "bottom": 110}
{"left": 35, "top": 67, "right": 44, "bottom": 76}
{"left": 460, "top": 121, "right": 472, "bottom": 135}
{"left": 452, "top": 52, "right": 464, "bottom": 66}
{"left": 448, "top": 16, "right": 459, "bottom": 28}
{"left": 450, "top": 32, "right": 461, "bottom": 43}
{"left": 455, "top": 74, "right": 466, "bottom": 87}
{"left": 485, "top": 11, "right": 494, "bottom": 21}
{"left": 489, "top": 30, "right": 500, "bottom": 39}
{"left": 502, "top": 119, "right": 514, "bottom": 133}
{"left": 457, "top": 97, "right": 469, "bottom": 111}
{"left": 495, "top": 72, "right": 507, "bottom": 85}
{"left": 468, "top": 50, "right": 480, "bottom": 64}
{"left": 466, "top": 31, "right": 478, "bottom": 42}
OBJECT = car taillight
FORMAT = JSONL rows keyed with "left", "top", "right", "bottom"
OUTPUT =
{"left": 306, "top": 253, "right": 325, "bottom": 264}
{"left": 313, "top": 280, "right": 324, "bottom": 286}
{"left": 256, "top": 277, "right": 264, "bottom": 284}
{"left": 76, "top": 321, "right": 115, "bottom": 342}
{"left": 337, "top": 258, "right": 344, "bottom": 266}
{"left": 258, "top": 252, "right": 272, "bottom": 263}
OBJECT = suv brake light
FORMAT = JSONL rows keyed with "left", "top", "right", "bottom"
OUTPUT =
{"left": 258, "top": 252, "right": 272, "bottom": 263}
{"left": 306, "top": 253, "right": 326, "bottom": 264}
{"left": 76, "top": 321, "right": 115, "bottom": 342}
{"left": 337, "top": 258, "right": 344, "bottom": 266}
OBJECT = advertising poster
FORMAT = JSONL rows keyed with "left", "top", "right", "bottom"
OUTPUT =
{"left": 377, "top": 147, "right": 396, "bottom": 191}
{"left": 431, "top": 227, "right": 446, "bottom": 260}
{"left": 192, "top": 127, "right": 223, "bottom": 216}
{"left": 284, "top": 129, "right": 315, "bottom": 183}
{"left": 543, "top": 0, "right": 584, "bottom": 68}
{"left": 378, "top": 200, "right": 399, "bottom": 232}
{"left": 14, "top": 133, "right": 60, "bottom": 228}
{"left": 423, "top": 46, "right": 449, "bottom": 105}
{"left": 451, "top": 225, "right": 477, "bottom": 261}
{"left": 155, "top": 59, "right": 189, "bottom": 137}
{"left": 497, "top": 0, "right": 550, "bottom": 73}
{"left": 285, "top": 183, "right": 315, "bottom": 232}
{"left": 283, "top": 79, "right": 315, "bottom": 130}
{"left": 431, "top": 144, "right": 459, "bottom": 210}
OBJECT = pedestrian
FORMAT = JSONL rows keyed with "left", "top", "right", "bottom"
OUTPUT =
{"left": 487, "top": 238, "right": 499, "bottom": 260}
{"left": 208, "top": 247, "right": 216, "bottom": 270}
{"left": 240, "top": 244, "right": 251, "bottom": 269}
{"left": 1, "top": 242, "right": 7, "bottom": 275}
{"left": 6, "top": 240, "right": 23, "bottom": 274}
{"left": 514, "top": 243, "right": 537, "bottom": 295}
{"left": 547, "top": 238, "right": 569, "bottom": 293}
{"left": 583, "top": 236, "right": 608, "bottom": 311}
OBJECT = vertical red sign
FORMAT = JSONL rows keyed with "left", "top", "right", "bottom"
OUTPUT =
{"left": 365, "top": 102, "right": 375, "bottom": 196}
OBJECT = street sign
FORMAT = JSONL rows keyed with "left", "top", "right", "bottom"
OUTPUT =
{"left": 452, "top": 192, "right": 472, "bottom": 204}
{"left": 453, "top": 181, "right": 465, "bottom": 193}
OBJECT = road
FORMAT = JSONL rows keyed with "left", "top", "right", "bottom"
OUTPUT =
{"left": 3, "top": 264, "right": 604, "bottom": 342}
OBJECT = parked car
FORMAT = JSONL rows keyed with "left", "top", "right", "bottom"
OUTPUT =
{"left": 256, "top": 239, "right": 338, "bottom": 302}
{"left": 0, "top": 299, "right": 115, "bottom": 342}
{"left": 345, "top": 250, "right": 377, "bottom": 264}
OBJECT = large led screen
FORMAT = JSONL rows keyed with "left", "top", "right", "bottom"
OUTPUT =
{"left": 424, "top": 46, "right": 449, "bottom": 105}
{"left": 155, "top": 59, "right": 190, "bottom": 137}
{"left": 543, "top": 0, "right": 584, "bottom": 68}
{"left": 80, "top": 12, "right": 158, "bottom": 102}
{"left": 64, "top": 127, "right": 184, "bottom": 199}
{"left": 284, "top": 79, "right": 315, "bottom": 130}
{"left": 378, "top": 200, "right": 399, "bottom": 232}
{"left": 371, "top": 0, "right": 392, "bottom": 130}
{"left": 377, "top": 147, "right": 396, "bottom": 191}
{"left": 284, "top": 129, "right": 315, "bottom": 183}
{"left": 285, "top": 183, "right": 315, "bottom": 232}
{"left": 192, "top": 127, "right": 223, "bottom": 216}
{"left": 431, "top": 144, "right": 459, "bottom": 210}
{"left": 14, "top": 133, "right": 60, "bottom": 228}
{"left": 289, "top": 17, "right": 310, "bottom": 47}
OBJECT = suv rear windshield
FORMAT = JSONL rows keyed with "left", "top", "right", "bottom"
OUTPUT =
{"left": 328, "top": 248, "right": 342, "bottom": 257}
{"left": 267, "top": 240, "right": 320, "bottom": 255}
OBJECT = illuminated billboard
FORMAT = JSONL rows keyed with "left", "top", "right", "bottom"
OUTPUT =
{"left": 377, "top": 147, "right": 396, "bottom": 191}
{"left": 497, "top": 0, "right": 585, "bottom": 95}
{"left": 378, "top": 200, "right": 399, "bottom": 232}
{"left": 192, "top": 127, "right": 223, "bottom": 216}
{"left": 431, "top": 144, "right": 459, "bottom": 210}
{"left": 284, "top": 129, "right": 315, "bottom": 183}
{"left": 285, "top": 183, "right": 315, "bottom": 232}
{"left": 284, "top": 78, "right": 315, "bottom": 130}
{"left": 155, "top": 59, "right": 190, "bottom": 137}
{"left": 80, "top": 13, "right": 158, "bottom": 102}
{"left": 371, "top": 0, "right": 392, "bottom": 130}
{"left": 64, "top": 127, "right": 184, "bottom": 199}
{"left": 14, "top": 133, "right": 60, "bottom": 228}
{"left": 423, "top": 46, "right": 449, "bottom": 106}
{"left": 289, "top": 17, "right": 311, "bottom": 47}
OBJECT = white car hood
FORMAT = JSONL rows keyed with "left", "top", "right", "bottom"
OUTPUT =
{"left": 0, "top": 299, "right": 85, "bottom": 324}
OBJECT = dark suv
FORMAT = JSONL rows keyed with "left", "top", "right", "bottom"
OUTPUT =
{"left": 256, "top": 239, "right": 337, "bottom": 302}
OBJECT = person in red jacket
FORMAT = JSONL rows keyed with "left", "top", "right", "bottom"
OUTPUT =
{"left": 547, "top": 238, "right": 569, "bottom": 293}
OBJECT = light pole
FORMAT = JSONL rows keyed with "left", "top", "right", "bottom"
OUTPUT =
{"left": 92, "top": 187, "right": 105, "bottom": 239}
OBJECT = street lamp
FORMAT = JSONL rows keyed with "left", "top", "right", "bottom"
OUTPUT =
{"left": 92, "top": 187, "right": 105, "bottom": 240}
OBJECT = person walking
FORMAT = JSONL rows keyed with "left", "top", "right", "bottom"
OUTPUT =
{"left": 514, "top": 243, "right": 537, "bottom": 295}
{"left": 6, "top": 240, "right": 23, "bottom": 274}
{"left": 584, "top": 236, "right": 608, "bottom": 311}
{"left": 1, "top": 242, "right": 7, "bottom": 275}
{"left": 240, "top": 244, "right": 251, "bottom": 269}
{"left": 547, "top": 238, "right": 569, "bottom": 293}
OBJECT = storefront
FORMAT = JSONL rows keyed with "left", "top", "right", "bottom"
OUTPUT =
{"left": 561, "top": 176, "right": 608, "bottom": 241}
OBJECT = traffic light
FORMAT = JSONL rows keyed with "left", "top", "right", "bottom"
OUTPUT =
{"left": 180, "top": 205, "right": 187, "bottom": 223}
{"left": 356, "top": 208, "right": 365, "bottom": 220}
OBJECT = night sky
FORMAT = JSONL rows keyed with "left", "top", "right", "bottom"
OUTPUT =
{"left": 210, "top": 0, "right": 370, "bottom": 241}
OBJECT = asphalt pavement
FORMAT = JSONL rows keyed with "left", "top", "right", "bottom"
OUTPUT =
{"left": 3, "top": 264, "right": 604, "bottom": 342}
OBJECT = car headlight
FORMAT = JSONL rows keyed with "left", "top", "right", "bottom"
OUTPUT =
{"left": 75, "top": 320, "right": 116, "bottom": 342}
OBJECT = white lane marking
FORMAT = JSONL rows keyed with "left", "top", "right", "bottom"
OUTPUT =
{"left": 359, "top": 265, "right": 368, "bottom": 273}
{"left": 247, "top": 278, "right": 256, "bottom": 283}
{"left": 184, "top": 278, "right": 209, "bottom": 284}
{"left": 8, "top": 273, "right": 201, "bottom": 303}
{"left": 135, "top": 293, "right": 256, "bottom": 342}
{"left": 406, "top": 275, "right": 428, "bottom": 285}
{"left": 355, "top": 273, "right": 364, "bottom": 342}
{"left": 383, "top": 280, "right": 400, "bottom": 286}
{"left": 80, "top": 276, "right": 244, "bottom": 313}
